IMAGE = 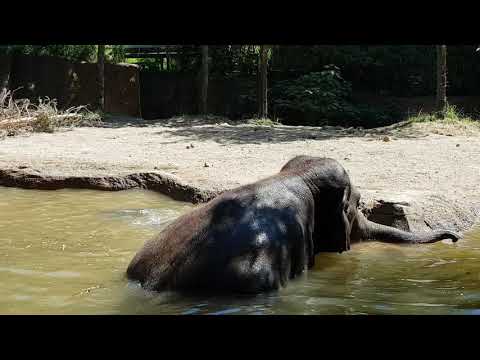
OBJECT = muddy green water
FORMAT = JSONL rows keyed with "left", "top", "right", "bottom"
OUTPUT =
{"left": 1, "top": 187, "right": 479, "bottom": 315}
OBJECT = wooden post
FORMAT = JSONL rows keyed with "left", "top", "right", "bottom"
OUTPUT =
{"left": 166, "top": 49, "right": 170, "bottom": 71}
{"left": 257, "top": 51, "right": 262, "bottom": 116}
{"left": 97, "top": 45, "right": 105, "bottom": 112}
{"left": 199, "top": 45, "right": 209, "bottom": 115}
{"left": 258, "top": 45, "right": 268, "bottom": 118}
{"left": 136, "top": 65, "right": 142, "bottom": 119}
{"left": 436, "top": 45, "right": 447, "bottom": 117}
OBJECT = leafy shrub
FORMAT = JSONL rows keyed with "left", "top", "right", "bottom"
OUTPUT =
{"left": 1, "top": 45, "right": 126, "bottom": 64}
{"left": 3, "top": 45, "right": 97, "bottom": 62}
{"left": 270, "top": 66, "right": 400, "bottom": 127}
{"left": 32, "top": 112, "right": 55, "bottom": 133}
{"left": 271, "top": 65, "right": 355, "bottom": 125}
{"left": 408, "top": 104, "right": 480, "bottom": 124}
{"left": 248, "top": 118, "right": 277, "bottom": 127}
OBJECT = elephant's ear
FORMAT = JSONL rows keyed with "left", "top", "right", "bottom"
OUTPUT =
{"left": 338, "top": 210, "right": 351, "bottom": 253}
{"left": 314, "top": 188, "right": 352, "bottom": 254}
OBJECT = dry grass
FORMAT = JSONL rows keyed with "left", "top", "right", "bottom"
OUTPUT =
{"left": 166, "top": 114, "right": 234, "bottom": 126}
{"left": 405, "top": 105, "right": 480, "bottom": 136}
{"left": 410, "top": 120, "right": 480, "bottom": 137}
{"left": 0, "top": 89, "right": 103, "bottom": 138}
{"left": 247, "top": 118, "right": 279, "bottom": 127}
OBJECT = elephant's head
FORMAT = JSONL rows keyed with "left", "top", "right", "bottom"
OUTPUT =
{"left": 280, "top": 155, "right": 353, "bottom": 253}
{"left": 280, "top": 156, "right": 460, "bottom": 254}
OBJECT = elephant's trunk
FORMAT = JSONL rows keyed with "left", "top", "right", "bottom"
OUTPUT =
{"left": 355, "top": 211, "right": 460, "bottom": 244}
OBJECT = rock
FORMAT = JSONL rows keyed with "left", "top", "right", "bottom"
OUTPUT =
{"left": 382, "top": 136, "right": 391, "bottom": 142}
{"left": 456, "top": 144, "right": 460, "bottom": 147}
{"left": 359, "top": 189, "right": 470, "bottom": 233}
{"left": 204, "top": 162, "right": 210, "bottom": 168}
{"left": 360, "top": 190, "right": 429, "bottom": 232}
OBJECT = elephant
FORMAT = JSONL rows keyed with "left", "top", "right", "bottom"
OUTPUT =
{"left": 127, "top": 155, "right": 460, "bottom": 294}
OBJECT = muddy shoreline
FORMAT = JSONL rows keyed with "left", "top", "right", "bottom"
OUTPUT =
{"left": 0, "top": 168, "right": 218, "bottom": 203}
{"left": 1, "top": 164, "right": 478, "bottom": 236}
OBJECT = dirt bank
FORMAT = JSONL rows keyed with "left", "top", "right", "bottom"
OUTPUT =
{"left": 1, "top": 116, "right": 479, "bottom": 234}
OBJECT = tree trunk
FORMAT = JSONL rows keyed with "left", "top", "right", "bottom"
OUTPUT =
{"left": 199, "top": 45, "right": 209, "bottom": 115}
{"left": 97, "top": 45, "right": 105, "bottom": 112}
{"left": 166, "top": 49, "right": 171, "bottom": 71}
{"left": 436, "top": 45, "right": 447, "bottom": 117}
{"left": 257, "top": 53, "right": 262, "bottom": 115}
{"left": 258, "top": 45, "right": 268, "bottom": 118}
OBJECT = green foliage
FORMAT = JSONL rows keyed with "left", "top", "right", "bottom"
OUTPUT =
{"left": 106, "top": 45, "right": 126, "bottom": 63}
{"left": 270, "top": 66, "right": 400, "bottom": 127}
{"left": 272, "top": 65, "right": 351, "bottom": 113}
{"left": 248, "top": 118, "right": 277, "bottom": 127}
{"left": 271, "top": 45, "right": 438, "bottom": 96}
{"left": 271, "top": 66, "right": 353, "bottom": 125}
{"left": 403, "top": 104, "right": 480, "bottom": 136}
{"left": 33, "top": 112, "right": 55, "bottom": 133}
{"left": 0, "top": 45, "right": 127, "bottom": 64}
{"left": 4, "top": 45, "right": 97, "bottom": 62}
{"left": 409, "top": 104, "right": 479, "bottom": 124}
{"left": 275, "top": 45, "right": 480, "bottom": 97}
{"left": 131, "top": 58, "right": 166, "bottom": 71}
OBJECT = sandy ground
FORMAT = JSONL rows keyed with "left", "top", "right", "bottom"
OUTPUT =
{"left": 1, "top": 115, "right": 479, "bottom": 232}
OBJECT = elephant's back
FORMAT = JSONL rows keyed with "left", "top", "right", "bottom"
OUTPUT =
{"left": 127, "top": 176, "right": 310, "bottom": 292}
{"left": 126, "top": 201, "right": 215, "bottom": 286}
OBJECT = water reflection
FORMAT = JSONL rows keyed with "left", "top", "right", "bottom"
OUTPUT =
{"left": 0, "top": 186, "right": 479, "bottom": 315}
{"left": 103, "top": 208, "right": 184, "bottom": 228}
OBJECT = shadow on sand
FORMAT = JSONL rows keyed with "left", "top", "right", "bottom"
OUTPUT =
{"left": 101, "top": 115, "right": 428, "bottom": 146}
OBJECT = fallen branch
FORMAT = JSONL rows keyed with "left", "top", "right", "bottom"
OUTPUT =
{"left": 0, "top": 90, "right": 103, "bottom": 137}
{"left": 0, "top": 113, "right": 82, "bottom": 125}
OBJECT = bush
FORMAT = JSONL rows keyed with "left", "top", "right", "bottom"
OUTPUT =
{"left": 271, "top": 65, "right": 356, "bottom": 125}
{"left": 248, "top": 118, "right": 277, "bottom": 127}
{"left": 271, "top": 66, "right": 400, "bottom": 127}
{"left": 409, "top": 104, "right": 480, "bottom": 124}
{"left": 33, "top": 112, "right": 55, "bottom": 133}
